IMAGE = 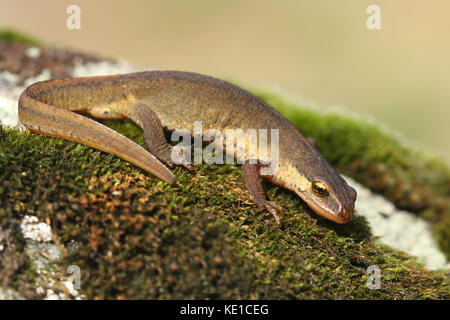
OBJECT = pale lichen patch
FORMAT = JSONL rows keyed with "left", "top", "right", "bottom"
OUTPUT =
{"left": 346, "top": 175, "right": 448, "bottom": 270}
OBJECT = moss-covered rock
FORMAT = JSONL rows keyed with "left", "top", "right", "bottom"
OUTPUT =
{"left": 0, "top": 118, "right": 448, "bottom": 299}
{"left": 0, "top": 29, "right": 448, "bottom": 299}
{"left": 0, "top": 29, "right": 40, "bottom": 46}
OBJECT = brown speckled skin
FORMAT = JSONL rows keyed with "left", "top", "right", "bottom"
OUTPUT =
{"left": 18, "top": 71, "right": 356, "bottom": 223}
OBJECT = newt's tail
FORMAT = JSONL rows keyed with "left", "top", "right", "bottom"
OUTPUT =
{"left": 18, "top": 80, "right": 175, "bottom": 184}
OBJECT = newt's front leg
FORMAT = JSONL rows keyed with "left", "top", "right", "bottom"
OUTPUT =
{"left": 242, "top": 160, "right": 284, "bottom": 225}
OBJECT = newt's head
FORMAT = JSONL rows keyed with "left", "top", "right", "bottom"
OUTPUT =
{"left": 280, "top": 148, "right": 357, "bottom": 224}
{"left": 297, "top": 175, "right": 357, "bottom": 224}
{"left": 299, "top": 154, "right": 357, "bottom": 223}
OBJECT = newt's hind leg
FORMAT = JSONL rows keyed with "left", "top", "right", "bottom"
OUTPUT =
{"left": 242, "top": 159, "right": 284, "bottom": 226}
{"left": 124, "top": 104, "right": 193, "bottom": 170}
{"left": 18, "top": 93, "right": 174, "bottom": 184}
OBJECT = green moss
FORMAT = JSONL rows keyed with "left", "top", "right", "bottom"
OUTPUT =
{"left": 0, "top": 115, "right": 448, "bottom": 299}
{"left": 0, "top": 192, "right": 38, "bottom": 299}
{"left": 0, "top": 28, "right": 40, "bottom": 46}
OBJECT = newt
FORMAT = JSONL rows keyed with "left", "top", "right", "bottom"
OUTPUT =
{"left": 18, "top": 71, "right": 357, "bottom": 224}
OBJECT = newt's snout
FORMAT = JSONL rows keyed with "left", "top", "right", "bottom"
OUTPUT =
{"left": 334, "top": 186, "right": 357, "bottom": 224}
{"left": 336, "top": 205, "right": 355, "bottom": 224}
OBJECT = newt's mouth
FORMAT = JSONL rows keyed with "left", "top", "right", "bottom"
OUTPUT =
{"left": 299, "top": 195, "right": 353, "bottom": 224}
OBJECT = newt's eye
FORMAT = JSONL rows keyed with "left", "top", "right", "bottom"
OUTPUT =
{"left": 312, "top": 181, "right": 329, "bottom": 198}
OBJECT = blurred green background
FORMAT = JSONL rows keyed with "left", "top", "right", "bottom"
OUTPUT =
{"left": 1, "top": 0, "right": 449, "bottom": 160}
